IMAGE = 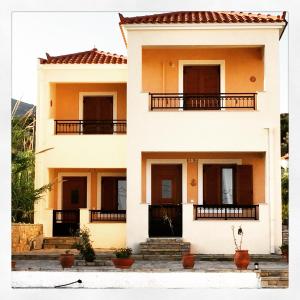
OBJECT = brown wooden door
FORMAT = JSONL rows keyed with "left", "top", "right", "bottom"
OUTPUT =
{"left": 151, "top": 164, "right": 182, "bottom": 205}
{"left": 83, "top": 96, "right": 113, "bottom": 134}
{"left": 183, "top": 65, "right": 220, "bottom": 110}
{"left": 203, "top": 164, "right": 221, "bottom": 205}
{"left": 101, "top": 177, "right": 126, "bottom": 210}
{"left": 62, "top": 177, "right": 87, "bottom": 209}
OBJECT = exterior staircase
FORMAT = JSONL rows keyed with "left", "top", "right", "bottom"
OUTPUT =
{"left": 260, "top": 269, "right": 288, "bottom": 288}
{"left": 43, "top": 237, "right": 79, "bottom": 249}
{"left": 139, "top": 238, "right": 190, "bottom": 260}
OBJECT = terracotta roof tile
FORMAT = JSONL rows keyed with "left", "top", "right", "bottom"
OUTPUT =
{"left": 119, "top": 11, "right": 286, "bottom": 25}
{"left": 39, "top": 48, "right": 127, "bottom": 64}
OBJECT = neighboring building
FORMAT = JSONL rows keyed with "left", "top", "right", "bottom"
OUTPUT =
{"left": 34, "top": 11, "right": 287, "bottom": 254}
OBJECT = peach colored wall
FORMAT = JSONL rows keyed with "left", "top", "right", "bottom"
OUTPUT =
{"left": 141, "top": 152, "right": 265, "bottom": 205}
{"left": 49, "top": 168, "right": 126, "bottom": 209}
{"left": 54, "top": 83, "right": 127, "bottom": 120}
{"left": 187, "top": 161, "right": 198, "bottom": 204}
{"left": 142, "top": 47, "right": 264, "bottom": 93}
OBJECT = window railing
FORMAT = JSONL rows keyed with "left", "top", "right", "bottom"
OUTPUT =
{"left": 150, "top": 93, "right": 256, "bottom": 110}
{"left": 55, "top": 120, "right": 126, "bottom": 134}
{"left": 194, "top": 205, "right": 259, "bottom": 220}
{"left": 90, "top": 210, "right": 126, "bottom": 222}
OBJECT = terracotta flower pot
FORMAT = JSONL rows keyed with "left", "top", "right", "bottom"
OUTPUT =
{"left": 11, "top": 260, "right": 16, "bottom": 270}
{"left": 234, "top": 250, "right": 250, "bottom": 270}
{"left": 282, "top": 250, "right": 288, "bottom": 262}
{"left": 60, "top": 253, "right": 75, "bottom": 268}
{"left": 182, "top": 254, "right": 195, "bottom": 269}
{"left": 112, "top": 258, "right": 135, "bottom": 269}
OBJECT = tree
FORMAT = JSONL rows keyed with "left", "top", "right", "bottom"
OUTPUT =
{"left": 281, "top": 113, "right": 289, "bottom": 156}
{"left": 11, "top": 101, "right": 51, "bottom": 223}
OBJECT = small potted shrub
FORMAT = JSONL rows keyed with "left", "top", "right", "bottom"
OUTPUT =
{"left": 231, "top": 225, "right": 250, "bottom": 270}
{"left": 112, "top": 248, "right": 134, "bottom": 269}
{"left": 280, "top": 244, "right": 288, "bottom": 262}
{"left": 182, "top": 250, "right": 195, "bottom": 269}
{"left": 73, "top": 227, "right": 96, "bottom": 263}
{"left": 59, "top": 250, "right": 75, "bottom": 268}
{"left": 11, "top": 260, "right": 16, "bottom": 270}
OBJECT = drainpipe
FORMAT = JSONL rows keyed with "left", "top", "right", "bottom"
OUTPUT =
{"left": 265, "top": 127, "right": 275, "bottom": 253}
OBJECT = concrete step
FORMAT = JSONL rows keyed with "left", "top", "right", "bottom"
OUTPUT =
{"left": 260, "top": 270, "right": 288, "bottom": 277}
{"left": 261, "top": 277, "right": 288, "bottom": 288}
{"left": 43, "top": 237, "right": 79, "bottom": 249}
{"left": 147, "top": 238, "right": 183, "bottom": 243}
{"left": 140, "top": 242, "right": 190, "bottom": 247}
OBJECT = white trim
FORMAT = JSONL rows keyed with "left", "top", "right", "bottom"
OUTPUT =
{"left": 96, "top": 172, "right": 127, "bottom": 209}
{"left": 197, "top": 159, "right": 242, "bottom": 205}
{"left": 146, "top": 159, "right": 187, "bottom": 204}
{"left": 79, "top": 92, "right": 117, "bottom": 132}
{"left": 57, "top": 172, "right": 91, "bottom": 210}
{"left": 178, "top": 60, "right": 226, "bottom": 94}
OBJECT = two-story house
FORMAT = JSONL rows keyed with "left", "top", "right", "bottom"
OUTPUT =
{"left": 35, "top": 11, "right": 287, "bottom": 254}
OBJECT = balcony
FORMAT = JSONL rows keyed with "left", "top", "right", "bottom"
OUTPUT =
{"left": 150, "top": 93, "right": 256, "bottom": 111}
{"left": 90, "top": 210, "right": 126, "bottom": 222}
{"left": 194, "top": 204, "right": 259, "bottom": 220}
{"left": 55, "top": 120, "right": 127, "bottom": 134}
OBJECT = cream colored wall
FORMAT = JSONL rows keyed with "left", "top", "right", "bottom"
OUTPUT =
{"left": 80, "top": 209, "right": 126, "bottom": 249}
{"left": 126, "top": 27, "right": 282, "bottom": 253}
{"left": 183, "top": 203, "right": 270, "bottom": 254}
{"left": 142, "top": 47, "right": 264, "bottom": 93}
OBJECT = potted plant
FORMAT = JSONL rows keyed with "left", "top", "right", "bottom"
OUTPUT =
{"left": 182, "top": 250, "right": 195, "bottom": 269}
{"left": 280, "top": 244, "right": 288, "bottom": 262}
{"left": 59, "top": 250, "right": 75, "bottom": 268}
{"left": 11, "top": 260, "right": 16, "bottom": 270}
{"left": 73, "top": 226, "right": 96, "bottom": 263}
{"left": 112, "top": 248, "right": 134, "bottom": 269}
{"left": 231, "top": 225, "right": 250, "bottom": 270}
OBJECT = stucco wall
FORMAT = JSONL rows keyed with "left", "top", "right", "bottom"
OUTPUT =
{"left": 53, "top": 83, "right": 127, "bottom": 120}
{"left": 141, "top": 152, "right": 265, "bottom": 205}
{"left": 142, "top": 47, "right": 264, "bottom": 93}
{"left": 12, "top": 224, "right": 43, "bottom": 252}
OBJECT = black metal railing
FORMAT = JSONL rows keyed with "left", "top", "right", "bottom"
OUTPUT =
{"left": 90, "top": 210, "right": 126, "bottom": 222}
{"left": 53, "top": 210, "right": 80, "bottom": 236}
{"left": 55, "top": 120, "right": 127, "bottom": 134}
{"left": 149, "top": 204, "right": 182, "bottom": 237}
{"left": 194, "top": 205, "right": 259, "bottom": 220}
{"left": 150, "top": 93, "right": 256, "bottom": 110}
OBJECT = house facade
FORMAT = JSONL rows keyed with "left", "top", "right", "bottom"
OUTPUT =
{"left": 34, "top": 11, "right": 287, "bottom": 254}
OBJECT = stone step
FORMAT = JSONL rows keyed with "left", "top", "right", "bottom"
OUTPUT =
{"left": 43, "top": 237, "right": 79, "bottom": 244}
{"left": 260, "top": 270, "right": 288, "bottom": 277}
{"left": 261, "top": 277, "right": 288, "bottom": 288}
{"left": 43, "top": 244, "right": 77, "bottom": 249}
{"left": 140, "top": 246, "right": 190, "bottom": 251}
{"left": 146, "top": 238, "right": 183, "bottom": 243}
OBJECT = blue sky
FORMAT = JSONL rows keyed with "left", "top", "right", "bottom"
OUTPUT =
{"left": 12, "top": 11, "right": 288, "bottom": 112}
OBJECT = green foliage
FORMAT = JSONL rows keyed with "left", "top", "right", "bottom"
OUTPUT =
{"left": 114, "top": 248, "right": 132, "bottom": 258}
{"left": 73, "top": 227, "right": 96, "bottom": 262}
{"left": 11, "top": 102, "right": 51, "bottom": 223}
{"left": 281, "top": 113, "right": 289, "bottom": 156}
{"left": 281, "top": 169, "right": 289, "bottom": 205}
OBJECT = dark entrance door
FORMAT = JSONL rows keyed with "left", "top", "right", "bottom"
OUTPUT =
{"left": 149, "top": 164, "right": 182, "bottom": 237}
{"left": 53, "top": 177, "right": 87, "bottom": 236}
{"left": 83, "top": 96, "right": 113, "bottom": 134}
{"left": 183, "top": 65, "right": 220, "bottom": 110}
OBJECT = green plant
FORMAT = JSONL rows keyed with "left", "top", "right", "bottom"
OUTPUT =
{"left": 73, "top": 226, "right": 96, "bottom": 262}
{"left": 280, "top": 244, "right": 288, "bottom": 253}
{"left": 231, "top": 225, "right": 244, "bottom": 251}
{"left": 114, "top": 248, "right": 132, "bottom": 258}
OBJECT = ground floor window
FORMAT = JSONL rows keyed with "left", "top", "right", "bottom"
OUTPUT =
{"left": 101, "top": 177, "right": 126, "bottom": 210}
{"left": 203, "top": 164, "right": 253, "bottom": 205}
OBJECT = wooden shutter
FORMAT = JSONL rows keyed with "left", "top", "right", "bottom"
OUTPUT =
{"left": 101, "top": 177, "right": 117, "bottom": 210}
{"left": 236, "top": 165, "right": 253, "bottom": 205}
{"left": 203, "top": 165, "right": 221, "bottom": 205}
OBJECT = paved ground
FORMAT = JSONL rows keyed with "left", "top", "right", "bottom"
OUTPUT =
{"left": 12, "top": 259, "right": 288, "bottom": 272}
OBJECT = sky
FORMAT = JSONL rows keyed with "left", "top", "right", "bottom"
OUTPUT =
{"left": 12, "top": 11, "right": 288, "bottom": 112}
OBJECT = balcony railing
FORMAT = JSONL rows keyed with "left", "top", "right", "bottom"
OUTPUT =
{"left": 55, "top": 120, "right": 127, "bottom": 134}
{"left": 150, "top": 93, "right": 256, "bottom": 110}
{"left": 90, "top": 210, "right": 126, "bottom": 222}
{"left": 194, "top": 205, "right": 259, "bottom": 220}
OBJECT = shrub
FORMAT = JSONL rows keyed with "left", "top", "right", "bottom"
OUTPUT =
{"left": 73, "top": 226, "right": 96, "bottom": 262}
{"left": 114, "top": 248, "right": 132, "bottom": 258}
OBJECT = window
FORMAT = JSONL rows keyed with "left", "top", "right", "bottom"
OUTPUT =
{"left": 203, "top": 164, "right": 253, "bottom": 206}
{"left": 117, "top": 179, "right": 127, "bottom": 210}
{"left": 161, "top": 179, "right": 172, "bottom": 199}
{"left": 101, "top": 177, "right": 126, "bottom": 210}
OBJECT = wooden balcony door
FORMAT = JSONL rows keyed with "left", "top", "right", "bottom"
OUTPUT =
{"left": 183, "top": 65, "right": 220, "bottom": 110}
{"left": 150, "top": 164, "right": 182, "bottom": 237}
{"left": 83, "top": 96, "right": 113, "bottom": 134}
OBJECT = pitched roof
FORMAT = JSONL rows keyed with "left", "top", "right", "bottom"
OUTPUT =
{"left": 119, "top": 11, "right": 286, "bottom": 25}
{"left": 39, "top": 48, "right": 127, "bottom": 64}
